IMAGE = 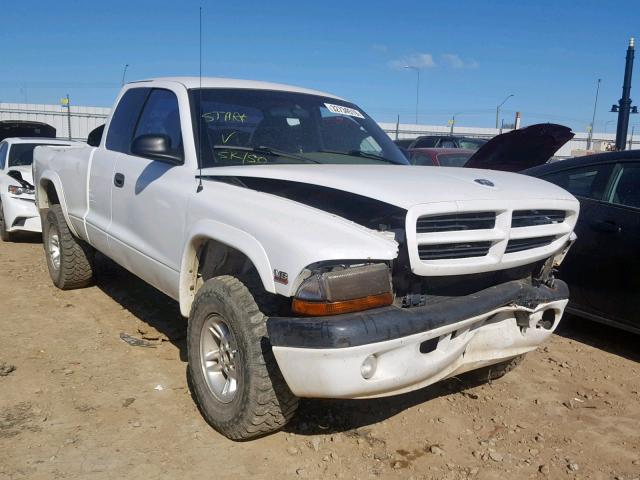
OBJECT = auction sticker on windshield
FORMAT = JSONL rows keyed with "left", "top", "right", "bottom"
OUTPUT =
{"left": 324, "top": 103, "right": 365, "bottom": 119}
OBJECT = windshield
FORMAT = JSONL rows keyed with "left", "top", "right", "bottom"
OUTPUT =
{"left": 190, "top": 89, "right": 408, "bottom": 167}
{"left": 8, "top": 143, "right": 63, "bottom": 167}
{"left": 436, "top": 153, "right": 473, "bottom": 167}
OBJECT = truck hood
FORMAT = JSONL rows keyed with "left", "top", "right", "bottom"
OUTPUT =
{"left": 200, "top": 164, "right": 574, "bottom": 211}
{"left": 463, "top": 123, "right": 574, "bottom": 172}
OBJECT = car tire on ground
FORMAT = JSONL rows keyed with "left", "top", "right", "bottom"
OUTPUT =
{"left": 464, "top": 354, "right": 525, "bottom": 383}
{"left": 43, "top": 204, "right": 94, "bottom": 289}
{"left": 0, "top": 201, "right": 14, "bottom": 242}
{"left": 187, "top": 275, "right": 298, "bottom": 441}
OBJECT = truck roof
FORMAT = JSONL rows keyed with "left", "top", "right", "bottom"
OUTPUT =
{"left": 130, "top": 77, "right": 343, "bottom": 100}
{"left": 2, "top": 137, "right": 77, "bottom": 145}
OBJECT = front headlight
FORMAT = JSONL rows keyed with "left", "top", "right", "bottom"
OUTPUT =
{"left": 292, "top": 263, "right": 393, "bottom": 316}
{"left": 8, "top": 185, "right": 35, "bottom": 196}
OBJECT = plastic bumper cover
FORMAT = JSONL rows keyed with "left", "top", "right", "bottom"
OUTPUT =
{"left": 268, "top": 280, "right": 568, "bottom": 398}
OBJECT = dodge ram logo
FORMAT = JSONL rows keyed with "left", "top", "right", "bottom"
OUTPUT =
{"left": 474, "top": 178, "right": 495, "bottom": 187}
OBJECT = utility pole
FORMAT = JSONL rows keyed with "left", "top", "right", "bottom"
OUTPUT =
{"left": 611, "top": 38, "right": 637, "bottom": 150}
{"left": 60, "top": 95, "right": 72, "bottom": 140}
{"left": 404, "top": 65, "right": 420, "bottom": 124}
{"left": 449, "top": 112, "right": 462, "bottom": 135}
{"left": 629, "top": 125, "right": 636, "bottom": 149}
{"left": 587, "top": 78, "right": 601, "bottom": 150}
{"left": 395, "top": 114, "right": 400, "bottom": 140}
{"left": 121, "top": 64, "right": 129, "bottom": 86}
{"left": 66, "top": 94, "right": 72, "bottom": 140}
{"left": 496, "top": 94, "right": 514, "bottom": 129}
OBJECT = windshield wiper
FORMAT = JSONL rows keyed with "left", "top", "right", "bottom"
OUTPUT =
{"left": 212, "top": 145, "right": 320, "bottom": 164}
{"left": 316, "top": 149, "right": 398, "bottom": 164}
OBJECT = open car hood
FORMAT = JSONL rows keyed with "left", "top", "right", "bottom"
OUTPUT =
{"left": 463, "top": 123, "right": 574, "bottom": 172}
{"left": 0, "top": 121, "right": 56, "bottom": 142}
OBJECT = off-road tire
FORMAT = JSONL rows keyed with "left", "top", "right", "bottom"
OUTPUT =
{"left": 465, "top": 354, "right": 525, "bottom": 383}
{"left": 43, "top": 204, "right": 94, "bottom": 289}
{"left": 187, "top": 276, "right": 298, "bottom": 440}
{"left": 0, "top": 201, "right": 13, "bottom": 242}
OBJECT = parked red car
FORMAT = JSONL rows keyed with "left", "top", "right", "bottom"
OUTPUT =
{"left": 407, "top": 124, "right": 574, "bottom": 172}
{"left": 409, "top": 148, "right": 474, "bottom": 167}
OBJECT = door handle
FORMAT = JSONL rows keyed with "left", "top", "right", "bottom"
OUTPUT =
{"left": 590, "top": 219, "right": 621, "bottom": 233}
{"left": 114, "top": 173, "right": 125, "bottom": 188}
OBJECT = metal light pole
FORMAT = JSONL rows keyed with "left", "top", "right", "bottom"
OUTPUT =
{"left": 404, "top": 65, "right": 420, "bottom": 124}
{"left": 587, "top": 78, "right": 601, "bottom": 150}
{"left": 629, "top": 124, "right": 637, "bottom": 149}
{"left": 449, "top": 112, "right": 463, "bottom": 135}
{"left": 495, "top": 94, "right": 514, "bottom": 129}
{"left": 611, "top": 38, "right": 637, "bottom": 150}
{"left": 121, "top": 64, "right": 129, "bottom": 86}
{"left": 60, "top": 95, "right": 72, "bottom": 140}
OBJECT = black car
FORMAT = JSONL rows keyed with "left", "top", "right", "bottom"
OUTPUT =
{"left": 393, "top": 139, "right": 415, "bottom": 149}
{"left": 523, "top": 150, "right": 640, "bottom": 333}
{"left": 408, "top": 135, "right": 488, "bottom": 151}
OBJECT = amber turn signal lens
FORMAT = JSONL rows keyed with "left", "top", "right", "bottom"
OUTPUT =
{"left": 291, "top": 292, "right": 393, "bottom": 316}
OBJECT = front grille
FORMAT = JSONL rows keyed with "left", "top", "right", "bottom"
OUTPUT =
{"left": 511, "top": 210, "right": 565, "bottom": 228}
{"left": 418, "top": 241, "right": 492, "bottom": 260}
{"left": 505, "top": 236, "right": 556, "bottom": 253}
{"left": 417, "top": 212, "right": 496, "bottom": 233}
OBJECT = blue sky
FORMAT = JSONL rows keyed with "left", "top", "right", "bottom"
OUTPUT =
{"left": 1, "top": 0, "right": 639, "bottom": 132}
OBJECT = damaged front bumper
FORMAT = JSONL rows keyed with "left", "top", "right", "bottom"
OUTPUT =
{"left": 267, "top": 279, "right": 568, "bottom": 399}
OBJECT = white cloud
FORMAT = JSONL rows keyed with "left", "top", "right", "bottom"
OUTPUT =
{"left": 388, "top": 53, "right": 436, "bottom": 70}
{"left": 371, "top": 44, "right": 389, "bottom": 53}
{"left": 441, "top": 53, "right": 479, "bottom": 69}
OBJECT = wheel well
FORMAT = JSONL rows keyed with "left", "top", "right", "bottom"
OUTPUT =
{"left": 182, "top": 238, "right": 285, "bottom": 317}
{"left": 38, "top": 179, "right": 60, "bottom": 208}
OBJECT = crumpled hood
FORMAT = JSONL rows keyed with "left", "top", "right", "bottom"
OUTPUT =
{"left": 200, "top": 164, "right": 574, "bottom": 210}
{"left": 6, "top": 165, "right": 34, "bottom": 186}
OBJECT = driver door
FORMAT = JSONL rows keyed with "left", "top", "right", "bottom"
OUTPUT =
{"left": 108, "top": 88, "right": 191, "bottom": 298}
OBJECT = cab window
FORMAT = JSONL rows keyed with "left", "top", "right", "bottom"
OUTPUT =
{"left": 106, "top": 88, "right": 150, "bottom": 154}
{"left": 133, "top": 89, "right": 183, "bottom": 157}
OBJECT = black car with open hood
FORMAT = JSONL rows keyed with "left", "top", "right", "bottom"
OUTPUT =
{"left": 463, "top": 123, "right": 574, "bottom": 172}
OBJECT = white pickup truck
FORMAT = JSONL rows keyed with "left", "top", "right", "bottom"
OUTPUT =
{"left": 33, "top": 77, "right": 579, "bottom": 440}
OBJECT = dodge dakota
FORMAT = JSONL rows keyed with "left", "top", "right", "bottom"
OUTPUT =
{"left": 33, "top": 77, "right": 579, "bottom": 440}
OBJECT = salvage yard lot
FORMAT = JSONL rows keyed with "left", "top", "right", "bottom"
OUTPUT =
{"left": 1, "top": 237, "right": 639, "bottom": 480}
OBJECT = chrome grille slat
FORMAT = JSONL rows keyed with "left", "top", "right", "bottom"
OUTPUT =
{"left": 416, "top": 212, "right": 496, "bottom": 233}
{"left": 505, "top": 235, "right": 556, "bottom": 253}
{"left": 418, "top": 241, "right": 492, "bottom": 260}
{"left": 511, "top": 210, "right": 565, "bottom": 228}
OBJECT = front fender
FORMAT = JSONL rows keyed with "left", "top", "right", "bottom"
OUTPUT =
{"left": 179, "top": 219, "right": 275, "bottom": 317}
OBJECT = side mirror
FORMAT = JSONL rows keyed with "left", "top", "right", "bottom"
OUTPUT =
{"left": 131, "top": 134, "right": 183, "bottom": 164}
{"left": 87, "top": 124, "right": 104, "bottom": 147}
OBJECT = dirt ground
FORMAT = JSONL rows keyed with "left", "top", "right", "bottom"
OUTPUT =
{"left": 1, "top": 234, "right": 639, "bottom": 480}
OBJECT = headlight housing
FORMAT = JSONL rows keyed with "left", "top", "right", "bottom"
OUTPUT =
{"left": 8, "top": 185, "right": 35, "bottom": 196}
{"left": 292, "top": 263, "right": 393, "bottom": 316}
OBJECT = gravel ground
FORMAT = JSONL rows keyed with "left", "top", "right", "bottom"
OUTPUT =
{"left": 1, "top": 234, "right": 639, "bottom": 480}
